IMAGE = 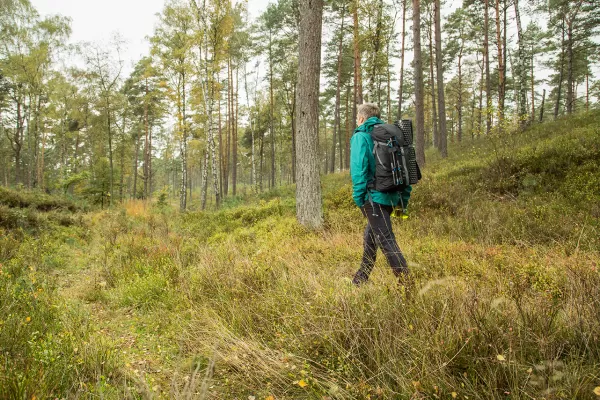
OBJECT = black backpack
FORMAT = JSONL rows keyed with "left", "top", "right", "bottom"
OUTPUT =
{"left": 368, "top": 120, "right": 421, "bottom": 193}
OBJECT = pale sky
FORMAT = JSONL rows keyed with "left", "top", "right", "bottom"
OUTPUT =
{"left": 31, "top": 0, "right": 270, "bottom": 76}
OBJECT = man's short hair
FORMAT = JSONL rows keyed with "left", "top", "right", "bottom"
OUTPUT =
{"left": 357, "top": 103, "right": 381, "bottom": 121}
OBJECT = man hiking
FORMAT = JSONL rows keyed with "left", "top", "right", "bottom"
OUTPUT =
{"left": 350, "top": 103, "right": 412, "bottom": 286}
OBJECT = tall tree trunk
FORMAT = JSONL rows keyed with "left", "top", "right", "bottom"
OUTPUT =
{"left": 201, "top": 149, "right": 209, "bottom": 210}
{"left": 106, "top": 97, "right": 114, "bottom": 205}
{"left": 494, "top": 0, "right": 505, "bottom": 125}
{"left": 296, "top": 0, "right": 324, "bottom": 229}
{"left": 554, "top": 17, "right": 565, "bottom": 119}
{"left": 180, "top": 71, "right": 188, "bottom": 212}
{"left": 218, "top": 71, "right": 224, "bottom": 197}
{"left": 530, "top": 43, "right": 535, "bottom": 123}
{"left": 233, "top": 65, "right": 238, "bottom": 196}
{"left": 428, "top": 14, "right": 438, "bottom": 149}
{"left": 539, "top": 88, "right": 546, "bottom": 122}
{"left": 478, "top": 61, "right": 484, "bottom": 137}
{"left": 484, "top": 0, "right": 491, "bottom": 135}
{"left": 412, "top": 0, "right": 425, "bottom": 167}
{"left": 143, "top": 77, "right": 150, "bottom": 199}
{"left": 457, "top": 38, "right": 464, "bottom": 142}
{"left": 291, "top": 85, "right": 297, "bottom": 182}
{"left": 345, "top": 84, "right": 351, "bottom": 169}
{"left": 566, "top": 21, "right": 574, "bottom": 114}
{"left": 331, "top": 7, "right": 345, "bottom": 174}
{"left": 434, "top": 0, "right": 447, "bottom": 157}
{"left": 133, "top": 123, "right": 140, "bottom": 199}
{"left": 397, "top": 0, "right": 407, "bottom": 120}
{"left": 514, "top": 0, "right": 527, "bottom": 125}
{"left": 352, "top": 0, "right": 363, "bottom": 131}
{"left": 269, "top": 30, "right": 276, "bottom": 189}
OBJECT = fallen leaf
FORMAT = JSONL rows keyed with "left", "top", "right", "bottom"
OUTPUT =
{"left": 593, "top": 387, "right": 600, "bottom": 396}
{"left": 265, "top": 396, "right": 275, "bottom": 400}
{"left": 496, "top": 354, "right": 506, "bottom": 361}
{"left": 451, "top": 393, "right": 457, "bottom": 399}
{"left": 298, "top": 379, "right": 308, "bottom": 388}
{"left": 527, "top": 368, "right": 533, "bottom": 374}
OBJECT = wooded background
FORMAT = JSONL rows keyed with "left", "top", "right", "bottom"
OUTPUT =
{"left": 1, "top": 0, "right": 598, "bottom": 211}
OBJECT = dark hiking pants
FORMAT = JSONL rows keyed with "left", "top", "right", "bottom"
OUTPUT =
{"left": 353, "top": 201, "right": 408, "bottom": 285}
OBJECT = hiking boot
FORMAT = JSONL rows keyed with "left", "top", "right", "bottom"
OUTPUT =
{"left": 352, "top": 270, "right": 369, "bottom": 286}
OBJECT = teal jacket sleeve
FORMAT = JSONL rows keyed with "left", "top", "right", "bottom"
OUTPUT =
{"left": 400, "top": 185, "right": 412, "bottom": 209}
{"left": 350, "top": 133, "right": 370, "bottom": 207}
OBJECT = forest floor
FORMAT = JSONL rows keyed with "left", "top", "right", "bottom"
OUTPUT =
{"left": 2, "top": 111, "right": 600, "bottom": 399}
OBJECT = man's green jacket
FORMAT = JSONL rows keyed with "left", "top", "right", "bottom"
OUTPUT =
{"left": 350, "top": 116, "right": 412, "bottom": 208}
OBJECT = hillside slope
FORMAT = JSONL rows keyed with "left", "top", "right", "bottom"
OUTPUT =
{"left": 1, "top": 112, "right": 599, "bottom": 399}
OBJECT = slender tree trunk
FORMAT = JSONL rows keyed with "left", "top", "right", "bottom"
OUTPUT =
{"left": 397, "top": 0, "right": 407, "bottom": 120}
{"left": 539, "top": 89, "right": 546, "bottom": 122}
{"left": 566, "top": 21, "right": 574, "bottom": 114}
{"left": 331, "top": 7, "right": 345, "bottom": 174}
{"left": 457, "top": 41, "right": 464, "bottom": 142}
{"left": 345, "top": 84, "right": 351, "bottom": 169}
{"left": 494, "top": 0, "right": 505, "bottom": 125}
{"left": 434, "top": 0, "right": 447, "bottom": 157}
{"left": 133, "top": 124, "right": 140, "bottom": 199}
{"left": 484, "top": 0, "right": 491, "bottom": 135}
{"left": 201, "top": 149, "right": 209, "bottom": 209}
{"left": 554, "top": 17, "right": 565, "bottom": 119}
{"left": 413, "top": 0, "right": 425, "bottom": 167}
{"left": 269, "top": 30, "right": 276, "bottom": 189}
{"left": 428, "top": 15, "right": 438, "bottom": 148}
{"left": 233, "top": 65, "right": 238, "bottom": 196}
{"left": 296, "top": 0, "right": 324, "bottom": 229}
{"left": 470, "top": 78, "right": 477, "bottom": 140}
{"left": 352, "top": 0, "right": 363, "bottom": 131}
{"left": 106, "top": 97, "right": 114, "bottom": 205}
{"left": 514, "top": 0, "right": 527, "bottom": 125}
{"left": 180, "top": 71, "right": 188, "bottom": 212}
{"left": 478, "top": 58, "right": 484, "bottom": 137}
{"left": 531, "top": 44, "right": 535, "bottom": 123}
{"left": 143, "top": 77, "right": 150, "bottom": 199}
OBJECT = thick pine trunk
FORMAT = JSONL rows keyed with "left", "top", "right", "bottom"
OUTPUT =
{"left": 539, "top": 89, "right": 546, "bottom": 122}
{"left": 434, "top": 0, "right": 447, "bottom": 157}
{"left": 412, "top": 0, "right": 426, "bottom": 167}
{"left": 296, "top": 0, "right": 324, "bottom": 229}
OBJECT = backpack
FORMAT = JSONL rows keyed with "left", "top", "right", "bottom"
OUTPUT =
{"left": 368, "top": 119, "right": 422, "bottom": 193}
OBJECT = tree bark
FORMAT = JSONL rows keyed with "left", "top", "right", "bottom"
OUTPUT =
{"left": 428, "top": 12, "right": 438, "bottom": 149}
{"left": 296, "top": 0, "right": 324, "bottom": 229}
{"left": 331, "top": 6, "right": 345, "bottom": 174}
{"left": 352, "top": 0, "right": 363, "bottom": 131}
{"left": 412, "top": 0, "right": 425, "bottom": 167}
{"left": 494, "top": 0, "right": 505, "bottom": 125}
{"left": 397, "top": 0, "right": 407, "bottom": 120}
{"left": 554, "top": 17, "right": 565, "bottom": 119}
{"left": 434, "top": 0, "right": 447, "bottom": 157}
{"left": 539, "top": 88, "right": 546, "bottom": 122}
{"left": 484, "top": 0, "right": 491, "bottom": 135}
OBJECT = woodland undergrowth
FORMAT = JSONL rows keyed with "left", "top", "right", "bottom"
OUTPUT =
{"left": 1, "top": 112, "right": 600, "bottom": 399}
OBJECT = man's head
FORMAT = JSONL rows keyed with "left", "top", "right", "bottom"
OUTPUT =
{"left": 356, "top": 103, "right": 381, "bottom": 126}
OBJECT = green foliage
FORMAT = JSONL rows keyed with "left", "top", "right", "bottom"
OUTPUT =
{"left": 3, "top": 112, "right": 600, "bottom": 398}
